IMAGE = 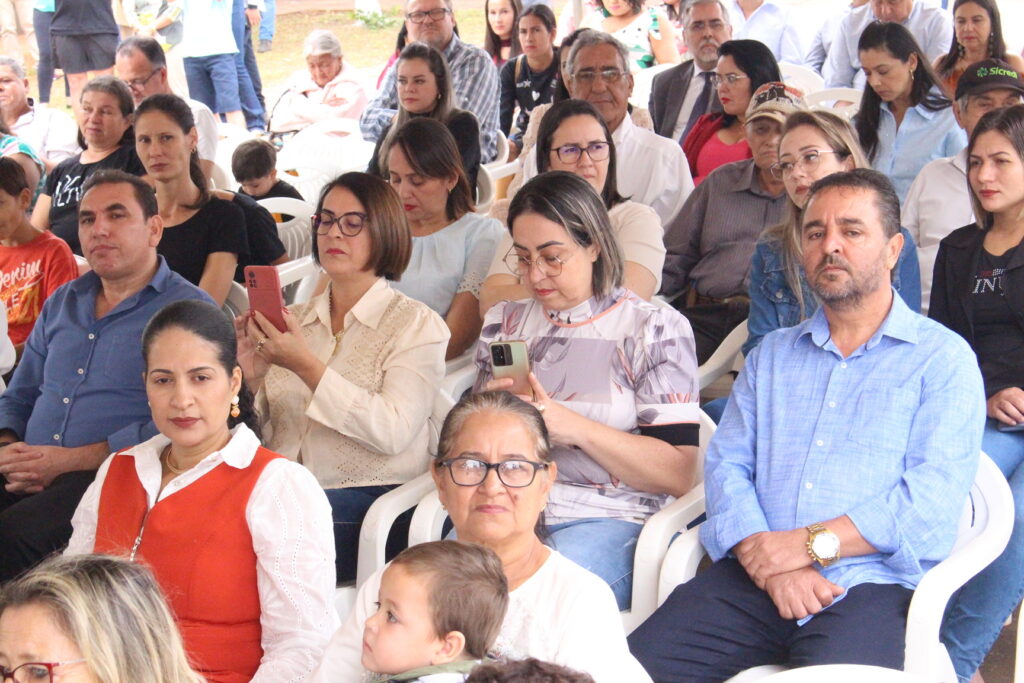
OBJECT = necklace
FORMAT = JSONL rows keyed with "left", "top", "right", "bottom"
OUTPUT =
{"left": 328, "top": 287, "right": 344, "bottom": 340}
{"left": 162, "top": 445, "right": 188, "bottom": 475}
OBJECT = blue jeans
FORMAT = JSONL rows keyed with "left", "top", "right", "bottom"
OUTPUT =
{"left": 324, "top": 485, "right": 406, "bottom": 584}
{"left": 547, "top": 518, "right": 643, "bottom": 610}
{"left": 259, "top": 0, "right": 275, "bottom": 42}
{"left": 941, "top": 418, "right": 1024, "bottom": 681}
{"left": 184, "top": 53, "right": 241, "bottom": 114}
{"left": 232, "top": 0, "right": 265, "bottom": 130}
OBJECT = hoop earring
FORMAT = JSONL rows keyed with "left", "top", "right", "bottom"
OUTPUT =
{"left": 230, "top": 395, "right": 241, "bottom": 418}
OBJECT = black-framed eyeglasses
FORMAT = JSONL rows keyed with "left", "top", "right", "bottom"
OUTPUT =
{"left": 551, "top": 141, "right": 610, "bottom": 164}
{"left": 709, "top": 72, "right": 749, "bottom": 87}
{"left": 406, "top": 7, "right": 450, "bottom": 23}
{"left": 437, "top": 457, "right": 550, "bottom": 487}
{"left": 121, "top": 68, "right": 161, "bottom": 92}
{"left": 312, "top": 211, "right": 367, "bottom": 236}
{"left": 1, "top": 660, "right": 87, "bottom": 682}
{"left": 503, "top": 247, "right": 573, "bottom": 278}
{"left": 769, "top": 150, "right": 841, "bottom": 179}
{"left": 572, "top": 68, "right": 626, "bottom": 85}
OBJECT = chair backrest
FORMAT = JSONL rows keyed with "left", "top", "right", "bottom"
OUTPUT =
{"left": 223, "top": 281, "right": 249, "bottom": 318}
{"left": 805, "top": 88, "right": 863, "bottom": 118}
{"left": 779, "top": 62, "right": 825, "bottom": 96}
{"left": 485, "top": 130, "right": 510, "bottom": 169}
{"left": 275, "top": 256, "right": 321, "bottom": 305}
{"left": 277, "top": 166, "right": 333, "bottom": 204}
{"left": 476, "top": 166, "right": 496, "bottom": 216}
{"left": 256, "top": 196, "right": 315, "bottom": 262}
{"left": 698, "top": 320, "right": 747, "bottom": 390}
{"left": 209, "top": 162, "right": 233, "bottom": 191}
{"left": 277, "top": 119, "right": 378, "bottom": 178}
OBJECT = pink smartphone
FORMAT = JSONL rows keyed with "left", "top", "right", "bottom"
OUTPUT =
{"left": 244, "top": 266, "right": 287, "bottom": 333}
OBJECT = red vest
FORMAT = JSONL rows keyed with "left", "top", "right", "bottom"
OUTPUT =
{"left": 94, "top": 446, "right": 283, "bottom": 683}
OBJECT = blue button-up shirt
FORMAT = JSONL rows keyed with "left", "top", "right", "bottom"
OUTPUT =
{"left": 728, "top": 0, "right": 804, "bottom": 66}
{"left": 865, "top": 101, "right": 966, "bottom": 204}
{"left": 359, "top": 33, "right": 500, "bottom": 162}
{"left": 701, "top": 292, "right": 984, "bottom": 592}
{"left": 0, "top": 257, "right": 213, "bottom": 452}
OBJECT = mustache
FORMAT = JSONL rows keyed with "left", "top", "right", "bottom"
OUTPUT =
{"left": 815, "top": 253, "right": 852, "bottom": 276}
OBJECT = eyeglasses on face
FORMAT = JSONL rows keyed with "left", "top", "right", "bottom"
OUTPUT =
{"left": 312, "top": 211, "right": 367, "bottom": 236}
{"left": 770, "top": 150, "right": 841, "bottom": 180}
{"left": 503, "top": 247, "right": 573, "bottom": 278}
{"left": 436, "top": 457, "right": 549, "bottom": 487}
{"left": 551, "top": 141, "right": 610, "bottom": 165}
{"left": 122, "top": 68, "right": 161, "bottom": 92}
{"left": 572, "top": 68, "right": 626, "bottom": 85}
{"left": 2, "top": 660, "right": 87, "bottom": 683}
{"left": 406, "top": 7, "right": 450, "bottom": 23}
{"left": 710, "top": 72, "right": 749, "bottom": 87}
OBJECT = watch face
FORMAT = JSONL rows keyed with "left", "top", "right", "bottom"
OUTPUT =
{"left": 812, "top": 532, "right": 840, "bottom": 560}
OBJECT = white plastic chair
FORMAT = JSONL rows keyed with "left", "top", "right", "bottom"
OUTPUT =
{"left": 698, "top": 320, "right": 747, "bottom": 390}
{"left": 404, "top": 410, "right": 718, "bottom": 634}
{"left": 805, "top": 88, "right": 863, "bottom": 118}
{"left": 656, "top": 453, "right": 1014, "bottom": 682}
{"left": 485, "top": 130, "right": 510, "bottom": 169}
{"left": 441, "top": 350, "right": 477, "bottom": 404}
{"left": 208, "top": 162, "right": 234, "bottom": 191}
{"left": 275, "top": 256, "right": 321, "bottom": 305}
{"left": 256, "top": 196, "right": 315, "bottom": 262}
{"left": 475, "top": 165, "right": 496, "bottom": 216}
{"left": 779, "top": 63, "right": 825, "bottom": 96}
{"left": 74, "top": 255, "right": 90, "bottom": 276}
{"left": 762, "top": 665, "right": 930, "bottom": 682}
{"left": 277, "top": 166, "right": 333, "bottom": 205}
{"left": 277, "top": 118, "right": 377, "bottom": 178}
{"left": 223, "top": 281, "right": 249, "bottom": 318}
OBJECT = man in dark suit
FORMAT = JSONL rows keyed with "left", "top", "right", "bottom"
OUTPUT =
{"left": 650, "top": 0, "right": 731, "bottom": 141}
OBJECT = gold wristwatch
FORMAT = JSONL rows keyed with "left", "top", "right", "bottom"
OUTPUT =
{"left": 806, "top": 522, "right": 841, "bottom": 567}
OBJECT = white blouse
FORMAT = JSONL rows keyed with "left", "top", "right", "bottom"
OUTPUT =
{"left": 310, "top": 550, "right": 652, "bottom": 683}
{"left": 67, "top": 424, "right": 340, "bottom": 683}
{"left": 256, "top": 278, "right": 450, "bottom": 489}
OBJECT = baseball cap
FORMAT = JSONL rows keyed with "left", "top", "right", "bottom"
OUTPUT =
{"left": 745, "top": 82, "right": 807, "bottom": 125}
{"left": 955, "top": 59, "right": 1024, "bottom": 100}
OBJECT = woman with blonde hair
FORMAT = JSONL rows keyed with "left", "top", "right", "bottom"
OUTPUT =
{"left": 745, "top": 109, "right": 921, "bottom": 356}
{"left": 0, "top": 554, "right": 203, "bottom": 683}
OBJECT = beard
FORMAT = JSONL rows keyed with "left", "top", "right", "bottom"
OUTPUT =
{"left": 808, "top": 252, "right": 888, "bottom": 310}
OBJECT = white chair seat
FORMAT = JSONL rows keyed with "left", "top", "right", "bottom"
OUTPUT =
{"left": 779, "top": 62, "right": 825, "bottom": 96}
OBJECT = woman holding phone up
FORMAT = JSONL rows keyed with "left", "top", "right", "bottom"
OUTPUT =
{"left": 473, "top": 171, "right": 700, "bottom": 610}
{"left": 237, "top": 172, "right": 449, "bottom": 584}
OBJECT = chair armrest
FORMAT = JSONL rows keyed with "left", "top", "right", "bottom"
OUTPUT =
{"left": 657, "top": 518, "right": 708, "bottom": 606}
{"left": 357, "top": 473, "right": 438, "bottom": 587}
{"left": 626, "top": 484, "right": 708, "bottom": 632}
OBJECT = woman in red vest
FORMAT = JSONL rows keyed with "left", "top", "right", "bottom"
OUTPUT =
{"left": 66, "top": 299, "right": 338, "bottom": 683}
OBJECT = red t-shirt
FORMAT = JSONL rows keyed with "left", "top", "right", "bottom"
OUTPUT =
{"left": 0, "top": 229, "right": 78, "bottom": 345}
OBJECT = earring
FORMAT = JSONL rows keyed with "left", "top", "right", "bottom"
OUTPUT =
{"left": 957, "top": 42, "right": 965, "bottom": 58}
{"left": 989, "top": 33, "right": 995, "bottom": 53}
{"left": 230, "top": 395, "right": 241, "bottom": 418}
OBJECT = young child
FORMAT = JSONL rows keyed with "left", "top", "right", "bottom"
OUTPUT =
{"left": 363, "top": 541, "right": 509, "bottom": 683}
{"left": 0, "top": 158, "right": 77, "bottom": 352}
{"left": 231, "top": 139, "right": 304, "bottom": 203}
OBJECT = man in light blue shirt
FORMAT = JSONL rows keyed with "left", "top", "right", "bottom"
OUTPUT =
{"left": 629, "top": 168, "right": 984, "bottom": 679}
{"left": 824, "top": 0, "right": 952, "bottom": 88}
{"left": 728, "top": 0, "right": 803, "bottom": 66}
{"left": 359, "top": 0, "right": 500, "bottom": 162}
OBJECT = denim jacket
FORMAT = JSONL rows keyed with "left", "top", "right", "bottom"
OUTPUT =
{"left": 745, "top": 227, "right": 922, "bottom": 356}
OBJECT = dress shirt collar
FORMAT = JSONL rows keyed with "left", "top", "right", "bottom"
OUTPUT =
{"left": 612, "top": 109, "right": 635, "bottom": 144}
{"left": 442, "top": 32, "right": 464, "bottom": 61}
{"left": 873, "top": 0, "right": 922, "bottom": 25}
{"left": 72, "top": 254, "right": 174, "bottom": 305}
{"left": 303, "top": 276, "right": 391, "bottom": 331}
{"left": 728, "top": 158, "right": 779, "bottom": 198}
{"left": 952, "top": 147, "right": 968, "bottom": 173}
{"left": 122, "top": 423, "right": 262, "bottom": 470}
{"left": 882, "top": 99, "right": 942, "bottom": 123}
{"left": 801, "top": 288, "right": 918, "bottom": 354}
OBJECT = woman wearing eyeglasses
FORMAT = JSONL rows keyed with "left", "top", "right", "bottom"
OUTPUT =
{"left": 476, "top": 172, "right": 699, "bottom": 611}
{"left": 0, "top": 555, "right": 203, "bottom": 683}
{"left": 683, "top": 39, "right": 780, "bottom": 185}
{"left": 745, "top": 110, "right": 921, "bottom": 356}
{"left": 236, "top": 172, "right": 449, "bottom": 584}
{"left": 480, "top": 99, "right": 665, "bottom": 314}
{"left": 314, "top": 391, "right": 652, "bottom": 683}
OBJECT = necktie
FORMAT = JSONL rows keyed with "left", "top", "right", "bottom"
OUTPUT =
{"left": 681, "top": 71, "right": 713, "bottom": 143}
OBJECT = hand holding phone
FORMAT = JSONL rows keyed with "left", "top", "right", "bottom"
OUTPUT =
{"left": 244, "top": 266, "right": 287, "bottom": 333}
{"left": 489, "top": 341, "right": 532, "bottom": 398}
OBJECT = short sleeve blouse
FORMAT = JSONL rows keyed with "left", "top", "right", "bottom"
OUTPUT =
{"left": 157, "top": 196, "right": 249, "bottom": 287}
{"left": 473, "top": 287, "right": 700, "bottom": 523}
{"left": 392, "top": 212, "right": 504, "bottom": 317}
